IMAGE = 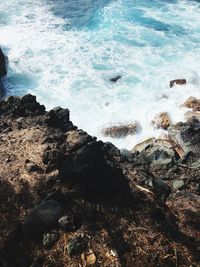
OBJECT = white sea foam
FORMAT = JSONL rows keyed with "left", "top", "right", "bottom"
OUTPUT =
{"left": 0, "top": 0, "right": 200, "bottom": 149}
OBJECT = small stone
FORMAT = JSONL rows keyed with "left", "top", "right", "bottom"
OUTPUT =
{"left": 170, "top": 79, "right": 186, "bottom": 88}
{"left": 43, "top": 230, "right": 60, "bottom": 249}
{"left": 172, "top": 180, "right": 184, "bottom": 190}
{"left": 110, "top": 75, "right": 121, "bottom": 83}
{"left": 67, "top": 235, "right": 88, "bottom": 257}
{"left": 58, "top": 215, "right": 76, "bottom": 231}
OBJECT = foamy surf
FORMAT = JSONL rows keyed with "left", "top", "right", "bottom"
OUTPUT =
{"left": 0, "top": 0, "right": 200, "bottom": 149}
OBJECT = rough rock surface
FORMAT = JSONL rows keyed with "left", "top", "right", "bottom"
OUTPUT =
{"left": 0, "top": 95, "right": 200, "bottom": 267}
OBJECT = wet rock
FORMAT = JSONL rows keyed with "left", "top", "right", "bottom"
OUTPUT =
{"left": 168, "top": 117, "right": 200, "bottom": 155}
{"left": 58, "top": 215, "right": 77, "bottom": 231}
{"left": 42, "top": 230, "right": 60, "bottom": 249}
{"left": 23, "top": 200, "right": 62, "bottom": 238}
{"left": 182, "top": 96, "right": 200, "bottom": 112}
{"left": 0, "top": 47, "right": 8, "bottom": 77}
{"left": 170, "top": 79, "right": 186, "bottom": 88}
{"left": 172, "top": 179, "right": 185, "bottom": 190}
{"left": 110, "top": 75, "right": 121, "bottom": 83}
{"left": 101, "top": 123, "right": 138, "bottom": 138}
{"left": 152, "top": 112, "right": 172, "bottom": 130}
{"left": 67, "top": 235, "right": 88, "bottom": 257}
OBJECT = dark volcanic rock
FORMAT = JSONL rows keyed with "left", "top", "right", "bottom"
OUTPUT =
{"left": 0, "top": 94, "right": 45, "bottom": 117}
{"left": 168, "top": 117, "right": 200, "bottom": 155}
{"left": 23, "top": 200, "right": 62, "bottom": 238}
{"left": 0, "top": 47, "right": 8, "bottom": 77}
{"left": 110, "top": 75, "right": 121, "bottom": 83}
{"left": 60, "top": 141, "right": 131, "bottom": 200}
{"left": 45, "top": 107, "right": 74, "bottom": 131}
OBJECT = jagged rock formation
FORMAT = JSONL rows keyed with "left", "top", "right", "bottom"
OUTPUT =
{"left": 0, "top": 95, "right": 200, "bottom": 267}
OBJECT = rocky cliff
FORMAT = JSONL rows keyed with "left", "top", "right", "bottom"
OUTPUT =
{"left": 0, "top": 95, "right": 199, "bottom": 267}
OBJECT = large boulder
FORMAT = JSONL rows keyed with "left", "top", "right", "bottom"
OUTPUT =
{"left": 101, "top": 123, "right": 138, "bottom": 138}
{"left": 132, "top": 138, "right": 183, "bottom": 170}
{"left": 0, "top": 47, "right": 8, "bottom": 77}
{"left": 168, "top": 117, "right": 200, "bottom": 155}
{"left": 60, "top": 141, "right": 131, "bottom": 200}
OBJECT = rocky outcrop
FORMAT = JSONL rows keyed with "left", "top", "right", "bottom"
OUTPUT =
{"left": 152, "top": 112, "right": 172, "bottom": 130}
{"left": 168, "top": 117, "right": 200, "bottom": 155}
{"left": 170, "top": 79, "right": 186, "bottom": 88}
{"left": 0, "top": 94, "right": 200, "bottom": 267}
{"left": 0, "top": 47, "right": 8, "bottom": 77}
{"left": 101, "top": 123, "right": 138, "bottom": 138}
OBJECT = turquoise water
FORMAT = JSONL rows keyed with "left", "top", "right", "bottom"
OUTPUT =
{"left": 1, "top": 0, "right": 200, "bottom": 148}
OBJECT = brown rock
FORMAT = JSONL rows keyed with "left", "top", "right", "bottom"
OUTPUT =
{"left": 101, "top": 123, "right": 138, "bottom": 138}
{"left": 170, "top": 79, "right": 186, "bottom": 88}
{"left": 152, "top": 112, "right": 172, "bottom": 130}
{"left": 182, "top": 96, "right": 200, "bottom": 112}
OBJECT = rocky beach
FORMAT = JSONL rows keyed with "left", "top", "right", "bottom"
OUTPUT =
{"left": 0, "top": 94, "right": 200, "bottom": 266}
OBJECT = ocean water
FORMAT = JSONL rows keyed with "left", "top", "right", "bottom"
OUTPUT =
{"left": 0, "top": 0, "right": 200, "bottom": 149}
